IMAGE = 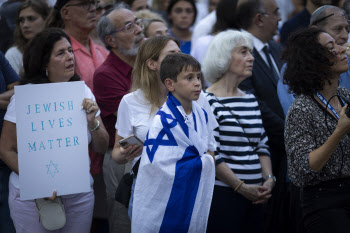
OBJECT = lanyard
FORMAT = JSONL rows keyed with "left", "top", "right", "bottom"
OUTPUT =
{"left": 315, "top": 92, "right": 345, "bottom": 119}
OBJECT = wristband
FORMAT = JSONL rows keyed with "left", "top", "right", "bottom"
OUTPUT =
{"left": 263, "top": 174, "right": 276, "bottom": 182}
{"left": 234, "top": 181, "right": 244, "bottom": 192}
{"left": 88, "top": 119, "right": 100, "bottom": 132}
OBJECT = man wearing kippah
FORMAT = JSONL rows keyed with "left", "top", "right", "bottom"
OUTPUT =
{"left": 278, "top": 5, "right": 350, "bottom": 115}
{"left": 280, "top": 0, "right": 332, "bottom": 46}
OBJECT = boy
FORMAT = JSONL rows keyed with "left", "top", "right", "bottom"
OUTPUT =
{"left": 131, "top": 53, "right": 216, "bottom": 233}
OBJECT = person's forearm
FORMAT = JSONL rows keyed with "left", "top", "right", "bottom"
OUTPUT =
{"left": 0, "top": 150, "right": 18, "bottom": 174}
{"left": 90, "top": 116, "right": 109, "bottom": 154}
{"left": 215, "top": 162, "right": 242, "bottom": 189}
{"left": 259, "top": 155, "right": 273, "bottom": 177}
{"left": 0, "top": 89, "right": 14, "bottom": 110}
{"left": 0, "top": 121, "right": 19, "bottom": 174}
{"left": 309, "top": 127, "right": 345, "bottom": 171}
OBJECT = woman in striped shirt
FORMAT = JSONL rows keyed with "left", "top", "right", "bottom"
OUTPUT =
{"left": 202, "top": 30, "right": 274, "bottom": 233}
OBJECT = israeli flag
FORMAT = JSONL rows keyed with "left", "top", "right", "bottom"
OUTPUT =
{"left": 132, "top": 93, "right": 215, "bottom": 233}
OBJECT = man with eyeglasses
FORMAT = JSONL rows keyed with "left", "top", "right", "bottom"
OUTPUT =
{"left": 92, "top": 3, "right": 145, "bottom": 233}
{"left": 52, "top": 0, "right": 109, "bottom": 91}
{"left": 280, "top": 0, "right": 333, "bottom": 46}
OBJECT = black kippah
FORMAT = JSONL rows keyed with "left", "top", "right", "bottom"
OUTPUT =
{"left": 54, "top": 0, "right": 71, "bottom": 11}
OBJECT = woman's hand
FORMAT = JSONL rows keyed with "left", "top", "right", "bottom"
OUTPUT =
{"left": 119, "top": 145, "right": 143, "bottom": 162}
{"left": 309, "top": 104, "right": 350, "bottom": 171}
{"left": 252, "top": 179, "right": 274, "bottom": 204}
{"left": 112, "top": 132, "right": 143, "bottom": 164}
{"left": 81, "top": 99, "right": 109, "bottom": 154}
{"left": 336, "top": 104, "right": 350, "bottom": 136}
{"left": 262, "top": 178, "right": 275, "bottom": 192}
{"left": 238, "top": 183, "right": 271, "bottom": 204}
{"left": 81, "top": 98, "right": 99, "bottom": 128}
{"left": 343, "top": 43, "right": 350, "bottom": 57}
{"left": 45, "top": 190, "right": 57, "bottom": 201}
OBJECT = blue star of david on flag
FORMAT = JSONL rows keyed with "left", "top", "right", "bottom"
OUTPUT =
{"left": 144, "top": 111, "right": 178, "bottom": 163}
{"left": 46, "top": 160, "right": 59, "bottom": 178}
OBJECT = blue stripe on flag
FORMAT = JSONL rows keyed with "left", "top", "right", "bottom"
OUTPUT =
{"left": 202, "top": 108, "right": 208, "bottom": 124}
{"left": 159, "top": 145, "right": 202, "bottom": 233}
{"left": 192, "top": 112, "right": 197, "bottom": 132}
{"left": 167, "top": 93, "right": 189, "bottom": 137}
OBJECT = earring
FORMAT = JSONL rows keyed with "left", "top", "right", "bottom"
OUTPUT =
{"left": 46, "top": 70, "right": 48, "bottom": 77}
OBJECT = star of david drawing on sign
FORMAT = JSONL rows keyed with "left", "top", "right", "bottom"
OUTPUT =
{"left": 46, "top": 160, "right": 59, "bottom": 178}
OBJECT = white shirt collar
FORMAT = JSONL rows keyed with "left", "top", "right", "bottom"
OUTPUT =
{"left": 241, "top": 29, "right": 269, "bottom": 52}
{"left": 251, "top": 35, "right": 269, "bottom": 53}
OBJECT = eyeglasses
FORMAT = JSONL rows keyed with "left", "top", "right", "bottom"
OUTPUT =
{"left": 109, "top": 19, "right": 144, "bottom": 34}
{"left": 260, "top": 9, "right": 281, "bottom": 18}
{"left": 96, "top": 3, "right": 113, "bottom": 13}
{"left": 65, "top": 0, "right": 98, "bottom": 11}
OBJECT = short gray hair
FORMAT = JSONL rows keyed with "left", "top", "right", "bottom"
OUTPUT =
{"left": 97, "top": 3, "right": 130, "bottom": 50}
{"left": 202, "top": 30, "right": 253, "bottom": 84}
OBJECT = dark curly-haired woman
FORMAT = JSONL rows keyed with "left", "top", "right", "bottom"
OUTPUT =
{"left": 284, "top": 27, "right": 350, "bottom": 232}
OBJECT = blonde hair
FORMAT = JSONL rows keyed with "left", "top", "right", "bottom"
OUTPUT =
{"left": 134, "top": 9, "right": 166, "bottom": 22}
{"left": 132, "top": 36, "right": 180, "bottom": 113}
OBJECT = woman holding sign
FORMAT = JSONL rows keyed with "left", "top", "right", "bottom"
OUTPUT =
{"left": 0, "top": 28, "right": 109, "bottom": 233}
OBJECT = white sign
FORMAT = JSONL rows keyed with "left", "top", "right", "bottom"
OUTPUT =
{"left": 15, "top": 81, "right": 90, "bottom": 200}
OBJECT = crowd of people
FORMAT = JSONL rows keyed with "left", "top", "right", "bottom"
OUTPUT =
{"left": 1, "top": 0, "right": 350, "bottom": 233}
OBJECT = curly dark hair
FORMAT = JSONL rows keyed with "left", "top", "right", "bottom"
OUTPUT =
{"left": 21, "top": 28, "right": 80, "bottom": 85}
{"left": 281, "top": 27, "right": 335, "bottom": 96}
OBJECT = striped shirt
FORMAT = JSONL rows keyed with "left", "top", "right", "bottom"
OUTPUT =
{"left": 205, "top": 92, "right": 270, "bottom": 186}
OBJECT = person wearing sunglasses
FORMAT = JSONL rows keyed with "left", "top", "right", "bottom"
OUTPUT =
{"left": 96, "top": 0, "right": 113, "bottom": 17}
{"left": 93, "top": 3, "right": 145, "bottom": 233}
{"left": 46, "top": 0, "right": 108, "bottom": 91}
{"left": 91, "top": 0, "right": 114, "bottom": 47}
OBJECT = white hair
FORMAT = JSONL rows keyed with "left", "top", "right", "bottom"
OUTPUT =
{"left": 202, "top": 30, "right": 253, "bottom": 84}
